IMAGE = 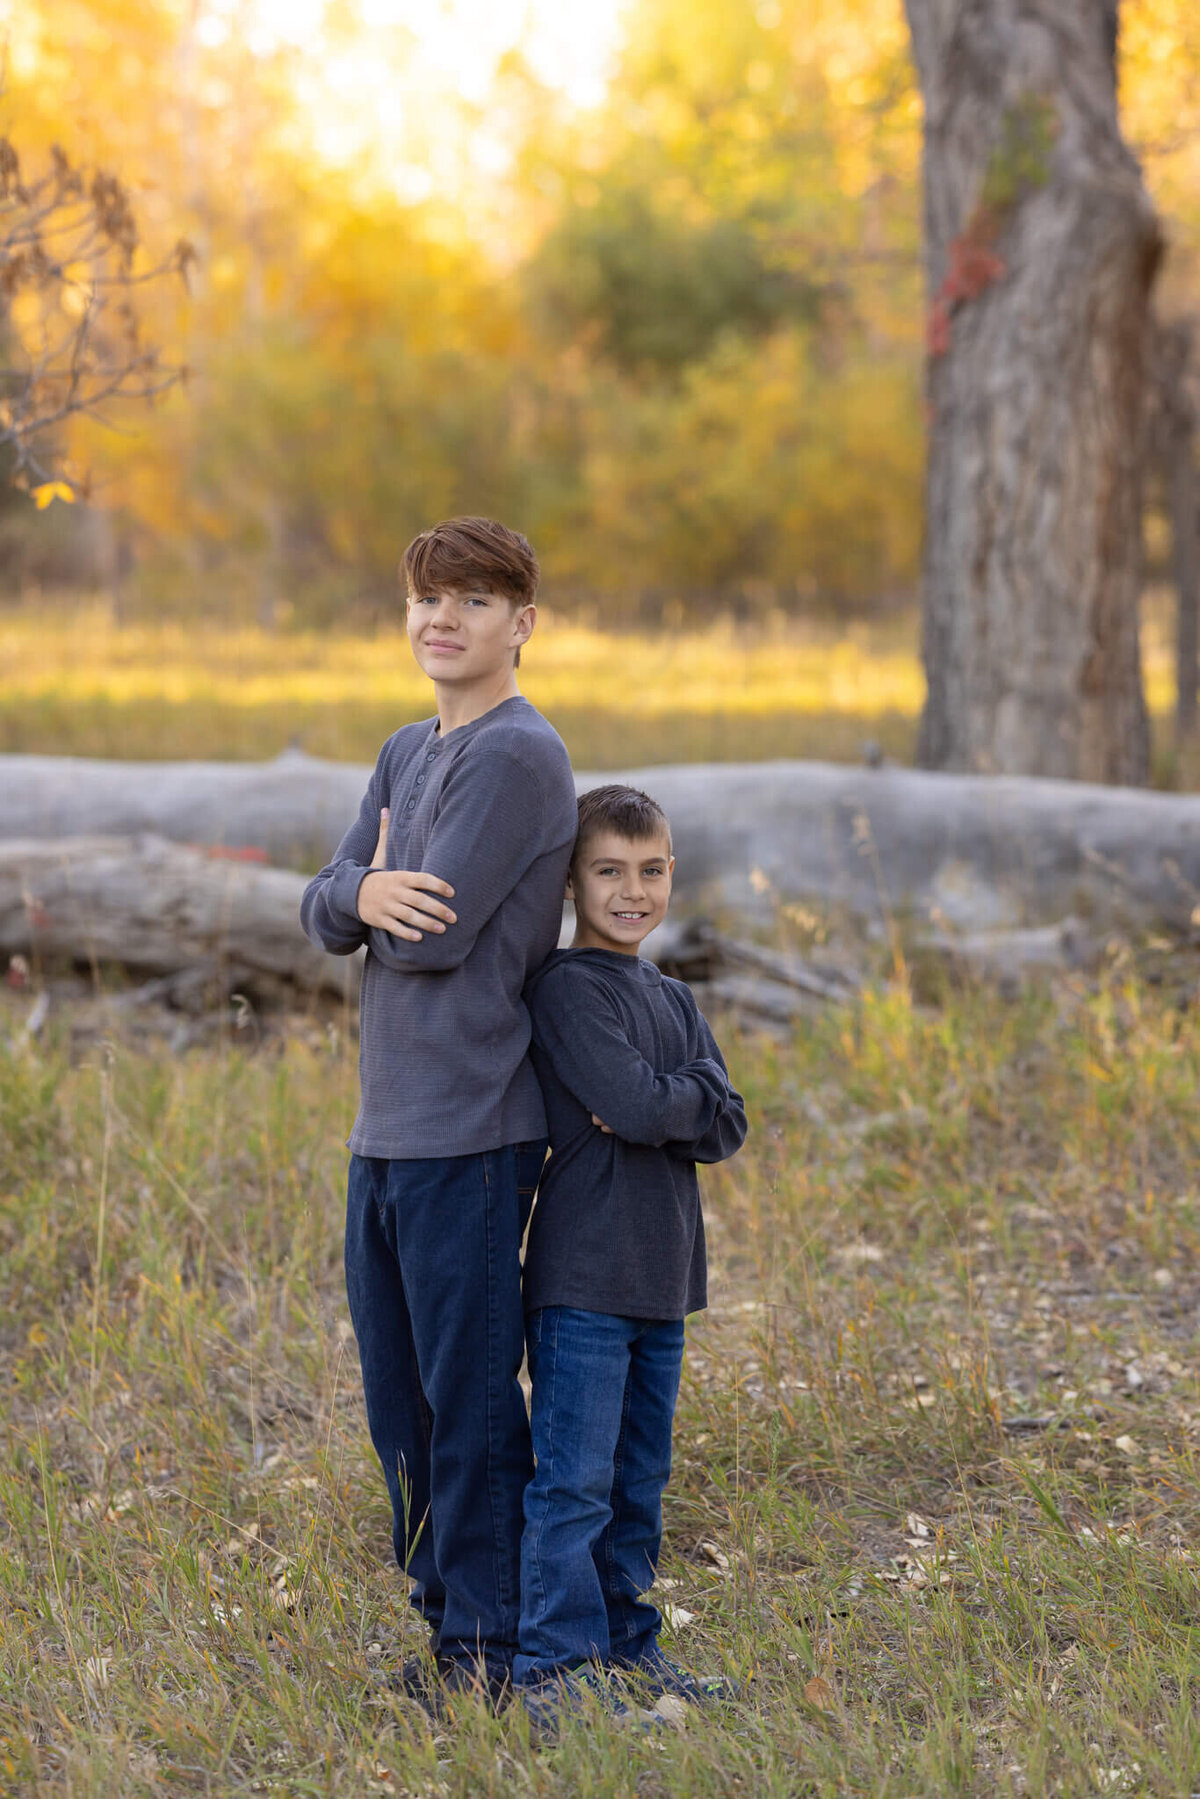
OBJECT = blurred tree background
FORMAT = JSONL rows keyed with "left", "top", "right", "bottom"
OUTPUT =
{"left": 0, "top": 0, "right": 1197, "bottom": 629}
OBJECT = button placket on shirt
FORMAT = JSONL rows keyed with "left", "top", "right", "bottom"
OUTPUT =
{"left": 404, "top": 739, "right": 441, "bottom": 816}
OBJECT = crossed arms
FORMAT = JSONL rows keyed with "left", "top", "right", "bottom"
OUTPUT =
{"left": 300, "top": 748, "right": 546, "bottom": 973}
{"left": 532, "top": 976, "right": 748, "bottom": 1162}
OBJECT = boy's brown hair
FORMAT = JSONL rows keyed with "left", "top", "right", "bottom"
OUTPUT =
{"left": 573, "top": 785, "right": 673, "bottom": 870}
{"left": 402, "top": 516, "right": 539, "bottom": 608}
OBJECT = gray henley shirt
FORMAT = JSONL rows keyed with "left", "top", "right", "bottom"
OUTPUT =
{"left": 300, "top": 696, "right": 577, "bottom": 1159}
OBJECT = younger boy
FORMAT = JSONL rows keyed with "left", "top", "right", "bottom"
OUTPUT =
{"left": 300, "top": 517, "right": 577, "bottom": 1704}
{"left": 515, "top": 784, "right": 747, "bottom": 1714}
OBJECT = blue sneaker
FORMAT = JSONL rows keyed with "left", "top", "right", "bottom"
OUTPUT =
{"left": 612, "top": 1646, "right": 738, "bottom": 1706}
{"left": 521, "top": 1666, "right": 659, "bottom": 1743}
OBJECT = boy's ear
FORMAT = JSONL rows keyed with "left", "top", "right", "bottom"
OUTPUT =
{"left": 564, "top": 868, "right": 575, "bottom": 901}
{"left": 513, "top": 602, "right": 536, "bottom": 647}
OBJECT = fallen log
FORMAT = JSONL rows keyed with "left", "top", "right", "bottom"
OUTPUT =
{"left": 0, "top": 835, "right": 360, "bottom": 1000}
{"left": 3, "top": 751, "right": 1199, "bottom": 933}
{"left": 637, "top": 918, "right": 852, "bottom": 1034}
{"left": 915, "top": 917, "right": 1102, "bottom": 992}
{"left": 690, "top": 974, "right": 825, "bottom": 1032}
{"left": 0, "top": 837, "right": 849, "bottom": 1029}
{"left": 699, "top": 927, "right": 861, "bottom": 1000}
{"left": 1, "top": 832, "right": 1144, "bottom": 1033}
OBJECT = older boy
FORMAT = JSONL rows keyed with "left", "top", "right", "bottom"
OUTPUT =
{"left": 516, "top": 785, "right": 747, "bottom": 1717}
{"left": 300, "top": 517, "right": 576, "bottom": 1704}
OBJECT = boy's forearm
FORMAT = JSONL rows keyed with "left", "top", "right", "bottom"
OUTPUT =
{"left": 582, "top": 1057, "right": 730, "bottom": 1147}
{"left": 300, "top": 860, "right": 372, "bottom": 954}
{"left": 666, "top": 1088, "right": 749, "bottom": 1163}
{"left": 365, "top": 920, "right": 472, "bottom": 973}
{"left": 299, "top": 767, "right": 383, "bottom": 955}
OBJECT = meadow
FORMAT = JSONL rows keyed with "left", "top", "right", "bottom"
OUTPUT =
{"left": 0, "top": 598, "right": 1189, "bottom": 780}
{"left": 2, "top": 959, "right": 1199, "bottom": 1797}
{"left": 2, "top": 598, "right": 1199, "bottom": 1794}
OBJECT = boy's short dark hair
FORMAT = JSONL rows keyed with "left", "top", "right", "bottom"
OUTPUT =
{"left": 402, "top": 516, "right": 539, "bottom": 607}
{"left": 573, "top": 785, "right": 672, "bottom": 868}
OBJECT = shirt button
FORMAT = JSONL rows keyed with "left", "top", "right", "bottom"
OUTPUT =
{"left": 426, "top": 752, "right": 436, "bottom": 762}
{"left": 416, "top": 773, "right": 425, "bottom": 785}
{"left": 406, "top": 799, "right": 416, "bottom": 811}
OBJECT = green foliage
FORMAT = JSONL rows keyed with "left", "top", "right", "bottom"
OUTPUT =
{"left": 528, "top": 190, "right": 817, "bottom": 376}
{"left": 516, "top": 0, "right": 923, "bottom": 611}
{"left": 980, "top": 93, "right": 1061, "bottom": 213}
{"left": 7, "top": 0, "right": 1193, "bottom": 624}
{"left": 4, "top": 0, "right": 926, "bottom": 621}
{"left": 553, "top": 328, "right": 924, "bottom": 606}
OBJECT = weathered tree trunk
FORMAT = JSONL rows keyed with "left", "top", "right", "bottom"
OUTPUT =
{"left": 1153, "top": 322, "right": 1199, "bottom": 743}
{"left": 0, "top": 835, "right": 361, "bottom": 999}
{"left": 1173, "top": 438, "right": 1199, "bottom": 745}
{"left": 905, "top": 0, "right": 1162, "bottom": 782}
{"left": 0, "top": 839, "right": 844, "bottom": 1028}
{"left": 4, "top": 751, "right": 1200, "bottom": 934}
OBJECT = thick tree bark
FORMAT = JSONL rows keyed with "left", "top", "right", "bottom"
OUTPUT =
{"left": 905, "top": 0, "right": 1161, "bottom": 782}
{"left": 1153, "top": 323, "right": 1199, "bottom": 743}
{"left": 1173, "top": 442, "right": 1199, "bottom": 743}
{"left": 3, "top": 752, "right": 1200, "bottom": 934}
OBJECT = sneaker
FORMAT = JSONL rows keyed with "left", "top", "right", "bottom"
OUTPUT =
{"left": 519, "top": 1666, "right": 636, "bottom": 1744}
{"left": 437, "top": 1655, "right": 513, "bottom": 1714}
{"left": 380, "top": 1653, "right": 445, "bottom": 1717}
{"left": 613, "top": 1647, "right": 737, "bottom": 1706}
{"left": 382, "top": 1652, "right": 511, "bottom": 1717}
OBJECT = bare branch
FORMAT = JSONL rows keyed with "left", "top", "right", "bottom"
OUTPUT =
{"left": 0, "top": 130, "right": 187, "bottom": 491}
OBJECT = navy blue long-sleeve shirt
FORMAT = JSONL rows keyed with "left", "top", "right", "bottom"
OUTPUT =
{"left": 523, "top": 947, "right": 748, "bottom": 1319}
{"left": 300, "top": 697, "right": 577, "bottom": 1158}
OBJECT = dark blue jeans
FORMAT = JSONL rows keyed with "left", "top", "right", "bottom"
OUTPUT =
{"left": 344, "top": 1143, "right": 545, "bottom": 1674}
{"left": 515, "top": 1306, "right": 686, "bottom": 1686}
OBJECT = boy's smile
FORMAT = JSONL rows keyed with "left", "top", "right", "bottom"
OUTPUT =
{"left": 568, "top": 829, "right": 675, "bottom": 956}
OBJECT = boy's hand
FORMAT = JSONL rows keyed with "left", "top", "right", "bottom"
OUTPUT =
{"left": 357, "top": 808, "right": 457, "bottom": 941}
{"left": 591, "top": 1114, "right": 614, "bottom": 1134}
{"left": 370, "top": 808, "right": 390, "bottom": 870}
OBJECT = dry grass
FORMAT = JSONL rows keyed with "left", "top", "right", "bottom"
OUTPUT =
{"left": 0, "top": 597, "right": 1188, "bottom": 778}
{"left": 2, "top": 954, "right": 1199, "bottom": 1796}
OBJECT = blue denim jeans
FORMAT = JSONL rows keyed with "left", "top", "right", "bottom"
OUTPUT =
{"left": 344, "top": 1143, "right": 545, "bottom": 1674}
{"left": 515, "top": 1306, "right": 686, "bottom": 1685}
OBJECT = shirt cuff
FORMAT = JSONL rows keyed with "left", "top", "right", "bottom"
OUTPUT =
{"left": 331, "top": 860, "right": 373, "bottom": 928}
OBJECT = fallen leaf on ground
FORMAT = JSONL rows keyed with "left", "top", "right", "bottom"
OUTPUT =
{"left": 804, "top": 1675, "right": 837, "bottom": 1711}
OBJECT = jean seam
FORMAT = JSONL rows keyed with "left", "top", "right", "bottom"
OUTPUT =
{"left": 525, "top": 1308, "right": 557, "bottom": 1643}
{"left": 482, "top": 1150, "right": 503, "bottom": 1625}
{"left": 384, "top": 1168, "right": 434, "bottom": 1532}
{"left": 604, "top": 1341, "right": 636, "bottom": 1648}
{"left": 359, "top": 1156, "right": 388, "bottom": 1235}
{"left": 488, "top": 1148, "right": 523, "bottom": 1638}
